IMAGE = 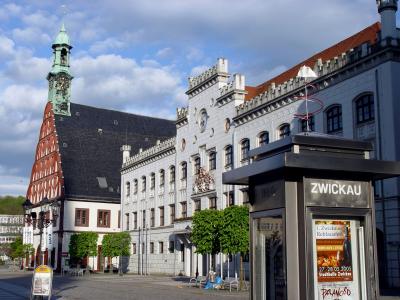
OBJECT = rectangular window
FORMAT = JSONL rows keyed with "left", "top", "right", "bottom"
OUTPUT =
{"left": 160, "top": 170, "right": 165, "bottom": 187}
{"left": 170, "top": 204, "right": 175, "bottom": 223}
{"left": 150, "top": 208, "right": 155, "bottom": 227}
{"left": 225, "top": 146, "right": 233, "bottom": 168}
{"left": 180, "top": 243, "right": 185, "bottom": 262}
{"left": 194, "top": 199, "right": 201, "bottom": 212}
{"left": 169, "top": 241, "right": 174, "bottom": 253}
{"left": 209, "top": 197, "right": 217, "bottom": 210}
{"left": 209, "top": 151, "right": 216, "bottom": 170}
{"left": 227, "top": 191, "right": 235, "bottom": 207}
{"left": 181, "top": 162, "right": 187, "bottom": 180}
{"left": 194, "top": 156, "right": 201, "bottom": 175}
{"left": 150, "top": 242, "right": 154, "bottom": 254}
{"left": 133, "top": 212, "right": 137, "bottom": 229}
{"left": 142, "top": 242, "right": 145, "bottom": 254}
{"left": 75, "top": 208, "right": 89, "bottom": 227}
{"left": 301, "top": 116, "right": 315, "bottom": 132}
{"left": 159, "top": 206, "right": 165, "bottom": 226}
{"left": 97, "top": 210, "right": 110, "bottom": 228}
{"left": 132, "top": 243, "right": 137, "bottom": 255}
{"left": 150, "top": 173, "right": 155, "bottom": 189}
{"left": 242, "top": 189, "right": 250, "bottom": 204}
{"left": 125, "top": 213, "right": 129, "bottom": 230}
{"left": 142, "top": 210, "right": 146, "bottom": 228}
{"left": 159, "top": 241, "right": 164, "bottom": 254}
{"left": 181, "top": 202, "right": 187, "bottom": 218}
{"left": 118, "top": 211, "right": 121, "bottom": 228}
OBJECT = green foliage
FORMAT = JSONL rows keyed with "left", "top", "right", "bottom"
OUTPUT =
{"left": 0, "top": 196, "right": 25, "bottom": 215}
{"left": 220, "top": 205, "right": 249, "bottom": 255}
{"left": 102, "top": 232, "right": 131, "bottom": 258}
{"left": 9, "top": 236, "right": 24, "bottom": 260}
{"left": 68, "top": 232, "right": 98, "bottom": 259}
{"left": 68, "top": 234, "right": 79, "bottom": 259}
{"left": 22, "top": 243, "right": 34, "bottom": 255}
{"left": 191, "top": 209, "right": 222, "bottom": 255}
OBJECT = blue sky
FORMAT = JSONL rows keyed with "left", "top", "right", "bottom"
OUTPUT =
{"left": 0, "top": 0, "right": 389, "bottom": 196}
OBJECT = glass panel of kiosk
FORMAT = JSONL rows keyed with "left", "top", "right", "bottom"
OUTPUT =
{"left": 252, "top": 211, "right": 286, "bottom": 300}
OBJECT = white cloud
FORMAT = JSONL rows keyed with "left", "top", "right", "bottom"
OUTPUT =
{"left": 12, "top": 27, "right": 51, "bottom": 45}
{"left": 89, "top": 37, "right": 126, "bottom": 53}
{"left": 190, "top": 65, "right": 209, "bottom": 76}
{"left": 0, "top": 174, "right": 29, "bottom": 196}
{"left": 186, "top": 47, "right": 204, "bottom": 62}
{"left": 5, "top": 51, "right": 51, "bottom": 83}
{"left": 70, "top": 54, "right": 186, "bottom": 117}
{"left": 156, "top": 47, "right": 174, "bottom": 59}
{"left": 0, "top": 35, "right": 15, "bottom": 58}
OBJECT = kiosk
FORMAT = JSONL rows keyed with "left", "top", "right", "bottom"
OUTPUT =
{"left": 223, "top": 133, "right": 400, "bottom": 300}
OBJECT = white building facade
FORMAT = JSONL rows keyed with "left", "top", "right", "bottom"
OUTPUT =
{"left": 121, "top": 2, "right": 400, "bottom": 289}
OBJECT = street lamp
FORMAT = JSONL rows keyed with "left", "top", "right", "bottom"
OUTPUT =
{"left": 22, "top": 197, "right": 60, "bottom": 266}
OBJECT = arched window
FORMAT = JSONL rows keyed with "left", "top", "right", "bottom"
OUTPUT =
{"left": 126, "top": 181, "right": 131, "bottom": 196}
{"left": 240, "top": 139, "right": 250, "bottom": 161}
{"left": 133, "top": 179, "right": 138, "bottom": 194}
{"left": 159, "top": 169, "right": 165, "bottom": 187}
{"left": 169, "top": 166, "right": 175, "bottom": 183}
{"left": 225, "top": 145, "right": 233, "bottom": 168}
{"left": 60, "top": 48, "right": 68, "bottom": 66}
{"left": 279, "top": 124, "right": 290, "bottom": 139}
{"left": 258, "top": 131, "right": 269, "bottom": 146}
{"left": 150, "top": 173, "right": 155, "bottom": 190}
{"left": 355, "top": 94, "right": 374, "bottom": 124}
{"left": 326, "top": 105, "right": 342, "bottom": 133}
{"left": 181, "top": 162, "right": 187, "bottom": 180}
{"left": 209, "top": 151, "right": 216, "bottom": 170}
{"left": 141, "top": 176, "right": 146, "bottom": 192}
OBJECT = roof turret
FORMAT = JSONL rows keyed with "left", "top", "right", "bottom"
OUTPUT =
{"left": 53, "top": 23, "right": 71, "bottom": 48}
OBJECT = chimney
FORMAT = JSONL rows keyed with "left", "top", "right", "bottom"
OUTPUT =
{"left": 377, "top": 0, "right": 398, "bottom": 40}
{"left": 120, "top": 145, "right": 131, "bottom": 163}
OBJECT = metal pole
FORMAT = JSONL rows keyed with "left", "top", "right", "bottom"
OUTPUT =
{"left": 39, "top": 214, "right": 44, "bottom": 265}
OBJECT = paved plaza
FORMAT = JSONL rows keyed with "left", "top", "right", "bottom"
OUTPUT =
{"left": 0, "top": 268, "right": 399, "bottom": 300}
{"left": 0, "top": 268, "right": 249, "bottom": 300}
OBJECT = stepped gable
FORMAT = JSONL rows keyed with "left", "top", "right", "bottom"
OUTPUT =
{"left": 55, "top": 103, "right": 176, "bottom": 201}
{"left": 245, "top": 22, "right": 381, "bottom": 100}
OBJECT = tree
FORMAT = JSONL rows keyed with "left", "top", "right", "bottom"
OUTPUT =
{"left": 220, "top": 205, "right": 249, "bottom": 288}
{"left": 68, "top": 232, "right": 98, "bottom": 267}
{"left": 9, "top": 236, "right": 24, "bottom": 260}
{"left": 191, "top": 209, "right": 222, "bottom": 270}
{"left": 101, "top": 232, "right": 131, "bottom": 274}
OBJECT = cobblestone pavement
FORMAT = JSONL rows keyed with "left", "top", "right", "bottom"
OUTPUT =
{"left": 0, "top": 269, "right": 249, "bottom": 300}
{"left": 0, "top": 269, "right": 399, "bottom": 300}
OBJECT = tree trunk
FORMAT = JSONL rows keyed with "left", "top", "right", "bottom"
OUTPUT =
{"left": 239, "top": 254, "right": 243, "bottom": 291}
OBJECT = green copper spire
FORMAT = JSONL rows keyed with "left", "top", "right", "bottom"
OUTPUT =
{"left": 54, "top": 23, "right": 71, "bottom": 45}
{"left": 47, "top": 23, "right": 73, "bottom": 116}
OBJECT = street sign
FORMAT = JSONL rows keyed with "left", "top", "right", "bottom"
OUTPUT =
{"left": 61, "top": 252, "right": 69, "bottom": 257}
{"left": 31, "top": 265, "right": 53, "bottom": 299}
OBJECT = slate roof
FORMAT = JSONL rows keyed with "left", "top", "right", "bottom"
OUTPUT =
{"left": 245, "top": 22, "right": 380, "bottom": 100}
{"left": 55, "top": 103, "right": 176, "bottom": 202}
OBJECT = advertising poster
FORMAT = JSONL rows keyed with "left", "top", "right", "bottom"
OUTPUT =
{"left": 32, "top": 265, "right": 52, "bottom": 297}
{"left": 314, "top": 220, "right": 359, "bottom": 300}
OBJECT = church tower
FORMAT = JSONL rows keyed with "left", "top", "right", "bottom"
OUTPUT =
{"left": 47, "top": 23, "right": 73, "bottom": 116}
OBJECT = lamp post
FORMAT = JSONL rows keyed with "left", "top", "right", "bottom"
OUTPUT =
{"left": 22, "top": 198, "right": 60, "bottom": 266}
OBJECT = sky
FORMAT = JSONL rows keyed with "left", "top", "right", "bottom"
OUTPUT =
{"left": 0, "top": 0, "right": 389, "bottom": 196}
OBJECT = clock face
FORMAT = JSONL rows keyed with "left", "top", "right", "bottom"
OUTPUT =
{"left": 199, "top": 109, "right": 208, "bottom": 132}
{"left": 55, "top": 74, "right": 70, "bottom": 95}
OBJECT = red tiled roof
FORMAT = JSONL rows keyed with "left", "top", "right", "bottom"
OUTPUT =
{"left": 245, "top": 22, "right": 381, "bottom": 100}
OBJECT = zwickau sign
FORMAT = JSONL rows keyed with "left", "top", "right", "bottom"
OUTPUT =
{"left": 304, "top": 178, "right": 370, "bottom": 208}
{"left": 31, "top": 265, "right": 53, "bottom": 298}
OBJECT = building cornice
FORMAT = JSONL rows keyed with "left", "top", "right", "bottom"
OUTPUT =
{"left": 234, "top": 41, "right": 400, "bottom": 126}
{"left": 121, "top": 137, "right": 176, "bottom": 173}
